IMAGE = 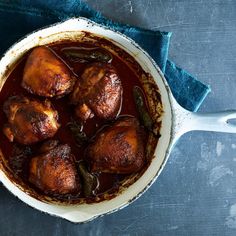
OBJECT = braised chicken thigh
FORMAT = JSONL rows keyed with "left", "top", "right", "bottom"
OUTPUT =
{"left": 22, "top": 46, "right": 76, "bottom": 98}
{"left": 3, "top": 96, "right": 60, "bottom": 144}
{"left": 29, "top": 143, "right": 80, "bottom": 194}
{"left": 71, "top": 63, "right": 122, "bottom": 121}
{"left": 87, "top": 117, "right": 145, "bottom": 174}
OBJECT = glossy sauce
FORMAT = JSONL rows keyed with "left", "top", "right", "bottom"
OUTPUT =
{"left": 0, "top": 41, "right": 150, "bottom": 202}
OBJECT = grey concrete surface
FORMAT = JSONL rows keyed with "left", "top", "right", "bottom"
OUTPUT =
{"left": 0, "top": 0, "right": 236, "bottom": 235}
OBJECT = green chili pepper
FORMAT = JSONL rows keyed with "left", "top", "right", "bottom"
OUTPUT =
{"left": 62, "top": 47, "right": 112, "bottom": 63}
{"left": 78, "top": 161, "right": 98, "bottom": 197}
{"left": 133, "top": 86, "right": 153, "bottom": 132}
{"left": 67, "top": 120, "right": 88, "bottom": 147}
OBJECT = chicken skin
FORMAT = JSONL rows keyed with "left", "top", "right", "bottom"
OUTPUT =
{"left": 29, "top": 144, "right": 80, "bottom": 194}
{"left": 70, "top": 63, "right": 122, "bottom": 121}
{"left": 22, "top": 46, "right": 76, "bottom": 98}
{"left": 86, "top": 117, "right": 145, "bottom": 174}
{"left": 3, "top": 96, "right": 60, "bottom": 145}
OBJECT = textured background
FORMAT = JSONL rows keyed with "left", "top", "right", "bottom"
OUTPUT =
{"left": 1, "top": 0, "right": 236, "bottom": 235}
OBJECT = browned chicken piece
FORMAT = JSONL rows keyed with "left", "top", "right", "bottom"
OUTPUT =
{"left": 71, "top": 62, "right": 122, "bottom": 121}
{"left": 3, "top": 96, "right": 60, "bottom": 145}
{"left": 38, "top": 139, "right": 60, "bottom": 154}
{"left": 86, "top": 117, "right": 145, "bottom": 174}
{"left": 29, "top": 144, "right": 80, "bottom": 194}
{"left": 22, "top": 46, "right": 76, "bottom": 98}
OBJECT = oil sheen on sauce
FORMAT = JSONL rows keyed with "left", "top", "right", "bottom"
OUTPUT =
{"left": 0, "top": 41, "right": 149, "bottom": 203}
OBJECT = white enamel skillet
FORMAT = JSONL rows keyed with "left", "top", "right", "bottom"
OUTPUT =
{"left": 0, "top": 18, "right": 236, "bottom": 223}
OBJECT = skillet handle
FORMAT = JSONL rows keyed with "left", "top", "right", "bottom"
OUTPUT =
{"left": 186, "top": 111, "right": 236, "bottom": 133}
{"left": 172, "top": 99, "right": 236, "bottom": 141}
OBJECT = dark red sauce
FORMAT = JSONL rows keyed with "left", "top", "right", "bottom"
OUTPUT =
{"left": 0, "top": 40, "right": 153, "bottom": 203}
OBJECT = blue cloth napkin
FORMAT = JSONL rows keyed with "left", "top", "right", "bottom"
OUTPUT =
{"left": 0, "top": 0, "right": 210, "bottom": 111}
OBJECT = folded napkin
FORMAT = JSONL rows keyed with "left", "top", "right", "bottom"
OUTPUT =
{"left": 0, "top": 0, "right": 210, "bottom": 111}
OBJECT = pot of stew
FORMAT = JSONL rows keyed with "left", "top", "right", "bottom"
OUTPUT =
{"left": 0, "top": 18, "right": 236, "bottom": 223}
